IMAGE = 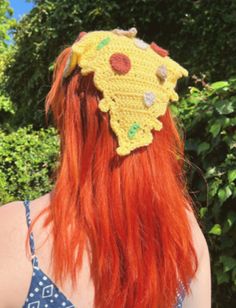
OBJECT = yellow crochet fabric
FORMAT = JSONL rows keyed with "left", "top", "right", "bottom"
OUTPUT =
{"left": 63, "top": 28, "right": 188, "bottom": 156}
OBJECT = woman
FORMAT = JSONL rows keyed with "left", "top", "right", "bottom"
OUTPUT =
{"left": 0, "top": 28, "right": 211, "bottom": 307}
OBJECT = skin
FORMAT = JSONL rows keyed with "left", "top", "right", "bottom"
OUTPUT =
{"left": 183, "top": 209, "right": 212, "bottom": 308}
{"left": 0, "top": 193, "right": 211, "bottom": 308}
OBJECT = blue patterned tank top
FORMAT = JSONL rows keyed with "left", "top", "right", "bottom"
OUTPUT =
{"left": 22, "top": 199, "right": 185, "bottom": 308}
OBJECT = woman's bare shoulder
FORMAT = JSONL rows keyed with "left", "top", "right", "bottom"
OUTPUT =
{"left": 0, "top": 192, "right": 51, "bottom": 259}
{"left": 0, "top": 199, "right": 27, "bottom": 250}
{"left": 183, "top": 207, "right": 211, "bottom": 308}
{"left": 0, "top": 192, "right": 51, "bottom": 221}
{"left": 185, "top": 207, "right": 209, "bottom": 258}
{"left": 0, "top": 193, "right": 51, "bottom": 306}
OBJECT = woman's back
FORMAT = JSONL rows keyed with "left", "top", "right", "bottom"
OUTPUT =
{"left": 0, "top": 193, "right": 94, "bottom": 307}
{"left": 0, "top": 193, "right": 210, "bottom": 307}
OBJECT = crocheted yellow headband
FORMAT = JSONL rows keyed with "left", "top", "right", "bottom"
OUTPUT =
{"left": 62, "top": 28, "right": 188, "bottom": 156}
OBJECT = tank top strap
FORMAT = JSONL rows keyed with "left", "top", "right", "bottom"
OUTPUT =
{"left": 23, "top": 199, "right": 39, "bottom": 269}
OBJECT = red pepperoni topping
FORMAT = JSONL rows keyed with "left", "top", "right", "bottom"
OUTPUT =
{"left": 75, "top": 31, "right": 87, "bottom": 42}
{"left": 109, "top": 53, "right": 131, "bottom": 74}
{"left": 150, "top": 42, "right": 169, "bottom": 57}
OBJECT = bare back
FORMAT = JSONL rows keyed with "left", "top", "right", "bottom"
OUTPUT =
{"left": 0, "top": 193, "right": 211, "bottom": 307}
{"left": 0, "top": 193, "right": 95, "bottom": 308}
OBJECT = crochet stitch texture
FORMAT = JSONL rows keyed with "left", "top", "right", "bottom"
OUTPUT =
{"left": 63, "top": 29, "right": 188, "bottom": 156}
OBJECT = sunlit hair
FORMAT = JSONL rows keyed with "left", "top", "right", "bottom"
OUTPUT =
{"left": 29, "top": 45, "right": 198, "bottom": 308}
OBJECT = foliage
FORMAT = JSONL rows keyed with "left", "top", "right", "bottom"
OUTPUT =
{"left": 0, "top": 77, "right": 235, "bottom": 305}
{"left": 1, "top": 0, "right": 236, "bottom": 305}
{"left": 172, "top": 77, "right": 236, "bottom": 306}
{"left": 4, "top": 0, "right": 236, "bottom": 127}
{"left": 0, "top": 0, "right": 17, "bottom": 128}
{"left": 0, "top": 44, "right": 16, "bottom": 127}
{"left": 0, "top": 125, "right": 59, "bottom": 205}
{"left": 0, "top": 0, "right": 16, "bottom": 52}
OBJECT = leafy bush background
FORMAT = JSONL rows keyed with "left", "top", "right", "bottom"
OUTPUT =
{"left": 174, "top": 78, "right": 236, "bottom": 306}
{"left": 0, "top": 125, "right": 59, "bottom": 203}
{"left": 0, "top": 0, "right": 236, "bottom": 307}
{"left": 3, "top": 0, "right": 236, "bottom": 127}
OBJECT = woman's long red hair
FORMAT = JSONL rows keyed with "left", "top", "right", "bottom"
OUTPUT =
{"left": 35, "top": 46, "right": 198, "bottom": 307}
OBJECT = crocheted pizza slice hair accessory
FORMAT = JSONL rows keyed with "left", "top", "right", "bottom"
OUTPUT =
{"left": 75, "top": 31, "right": 87, "bottom": 42}
{"left": 62, "top": 28, "right": 188, "bottom": 156}
{"left": 63, "top": 31, "right": 87, "bottom": 79}
{"left": 109, "top": 53, "right": 131, "bottom": 74}
{"left": 156, "top": 65, "right": 168, "bottom": 82}
{"left": 112, "top": 27, "right": 137, "bottom": 38}
{"left": 150, "top": 42, "right": 169, "bottom": 57}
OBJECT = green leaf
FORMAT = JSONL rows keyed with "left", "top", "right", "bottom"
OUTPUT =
{"left": 228, "top": 170, "right": 236, "bottom": 183}
{"left": 209, "top": 122, "right": 221, "bottom": 137}
{"left": 48, "top": 62, "right": 55, "bottom": 72}
{"left": 215, "top": 100, "right": 235, "bottom": 115}
{"left": 209, "top": 179, "right": 222, "bottom": 198}
{"left": 206, "top": 166, "right": 216, "bottom": 176}
{"left": 227, "top": 212, "right": 236, "bottom": 228}
{"left": 197, "top": 142, "right": 210, "bottom": 155}
{"left": 216, "top": 271, "right": 230, "bottom": 284}
{"left": 218, "top": 186, "right": 232, "bottom": 203}
{"left": 220, "top": 256, "right": 236, "bottom": 272}
{"left": 189, "top": 87, "right": 201, "bottom": 94}
{"left": 200, "top": 207, "right": 207, "bottom": 218}
{"left": 188, "top": 95, "right": 202, "bottom": 104}
{"left": 169, "top": 104, "right": 179, "bottom": 116}
{"left": 210, "top": 81, "right": 229, "bottom": 90}
{"left": 209, "top": 224, "right": 222, "bottom": 235}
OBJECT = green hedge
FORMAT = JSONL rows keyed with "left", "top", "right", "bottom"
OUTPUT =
{"left": 174, "top": 77, "right": 236, "bottom": 306}
{"left": 4, "top": 0, "right": 236, "bottom": 127}
{"left": 0, "top": 125, "right": 59, "bottom": 204}
{"left": 0, "top": 78, "right": 235, "bottom": 306}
